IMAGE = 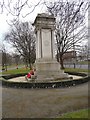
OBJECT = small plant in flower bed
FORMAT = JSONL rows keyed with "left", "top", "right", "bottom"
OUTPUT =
{"left": 25, "top": 69, "right": 36, "bottom": 80}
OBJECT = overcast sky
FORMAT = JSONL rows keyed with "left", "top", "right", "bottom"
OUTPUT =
{"left": 0, "top": 0, "right": 46, "bottom": 39}
{"left": 0, "top": 0, "right": 88, "bottom": 53}
{"left": 0, "top": 0, "right": 56, "bottom": 36}
{"left": 0, "top": 0, "right": 49, "bottom": 53}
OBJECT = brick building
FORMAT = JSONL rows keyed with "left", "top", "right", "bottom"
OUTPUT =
{"left": 56, "top": 51, "right": 76, "bottom": 63}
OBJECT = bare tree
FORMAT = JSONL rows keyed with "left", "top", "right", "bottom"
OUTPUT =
{"left": 12, "top": 53, "right": 20, "bottom": 69}
{"left": 0, "top": 0, "right": 43, "bottom": 25}
{"left": 1, "top": 0, "right": 89, "bottom": 69}
{"left": 0, "top": 0, "right": 89, "bottom": 24}
{"left": 5, "top": 21, "right": 36, "bottom": 69}
{"left": 78, "top": 43, "right": 88, "bottom": 61}
{"left": 1, "top": 44, "right": 14, "bottom": 71}
{"left": 1, "top": 44, "right": 7, "bottom": 71}
{"left": 45, "top": 0, "right": 88, "bottom": 69}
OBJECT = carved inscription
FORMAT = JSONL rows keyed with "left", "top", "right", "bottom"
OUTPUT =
{"left": 42, "top": 29, "right": 52, "bottom": 58}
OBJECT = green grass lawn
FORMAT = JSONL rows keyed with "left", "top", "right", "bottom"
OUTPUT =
{"left": 1, "top": 67, "right": 89, "bottom": 75}
{"left": 64, "top": 68, "right": 89, "bottom": 73}
{"left": 59, "top": 109, "right": 89, "bottom": 118}
{"left": 2, "top": 67, "right": 30, "bottom": 75}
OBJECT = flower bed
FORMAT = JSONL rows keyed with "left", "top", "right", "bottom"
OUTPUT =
{"left": 1, "top": 72, "right": 89, "bottom": 89}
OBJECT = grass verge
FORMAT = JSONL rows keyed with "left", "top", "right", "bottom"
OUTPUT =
{"left": 59, "top": 109, "right": 89, "bottom": 118}
{"left": 1, "top": 67, "right": 89, "bottom": 75}
{"left": 64, "top": 68, "right": 89, "bottom": 73}
{"left": 2, "top": 67, "right": 30, "bottom": 75}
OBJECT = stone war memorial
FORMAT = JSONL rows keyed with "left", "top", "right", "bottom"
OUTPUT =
{"left": 33, "top": 13, "right": 69, "bottom": 82}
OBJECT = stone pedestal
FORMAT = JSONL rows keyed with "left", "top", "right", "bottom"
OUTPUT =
{"left": 36, "top": 59, "right": 68, "bottom": 81}
{"left": 33, "top": 13, "right": 68, "bottom": 81}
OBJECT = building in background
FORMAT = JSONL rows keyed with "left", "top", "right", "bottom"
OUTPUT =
{"left": 56, "top": 50, "right": 76, "bottom": 64}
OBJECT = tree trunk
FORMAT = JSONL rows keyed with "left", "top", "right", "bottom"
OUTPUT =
{"left": 28, "top": 58, "right": 32, "bottom": 70}
{"left": 25, "top": 58, "right": 28, "bottom": 69}
{"left": 5, "top": 64, "right": 7, "bottom": 71}
{"left": 57, "top": 50, "right": 59, "bottom": 62}
{"left": 60, "top": 56, "right": 64, "bottom": 69}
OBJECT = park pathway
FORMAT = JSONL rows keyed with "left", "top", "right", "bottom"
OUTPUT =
{"left": 2, "top": 82, "right": 88, "bottom": 118}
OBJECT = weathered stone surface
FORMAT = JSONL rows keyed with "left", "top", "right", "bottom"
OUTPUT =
{"left": 35, "top": 59, "right": 68, "bottom": 80}
{"left": 33, "top": 13, "right": 68, "bottom": 81}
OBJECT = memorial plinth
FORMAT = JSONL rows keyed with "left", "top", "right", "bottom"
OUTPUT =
{"left": 33, "top": 13, "right": 68, "bottom": 81}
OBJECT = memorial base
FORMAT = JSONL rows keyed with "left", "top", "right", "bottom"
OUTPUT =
{"left": 35, "top": 59, "right": 68, "bottom": 81}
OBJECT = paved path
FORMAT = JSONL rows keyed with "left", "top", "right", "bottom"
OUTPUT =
{"left": 7, "top": 75, "right": 83, "bottom": 82}
{"left": 2, "top": 82, "right": 88, "bottom": 118}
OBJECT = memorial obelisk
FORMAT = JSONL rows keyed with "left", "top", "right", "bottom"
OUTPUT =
{"left": 33, "top": 13, "right": 68, "bottom": 81}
